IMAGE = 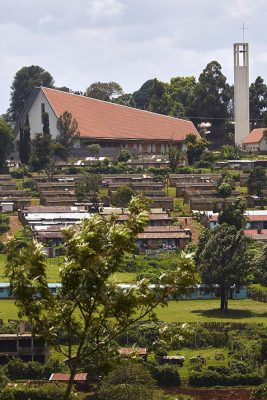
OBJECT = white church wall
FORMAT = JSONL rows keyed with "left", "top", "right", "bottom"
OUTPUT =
{"left": 28, "top": 90, "right": 59, "bottom": 140}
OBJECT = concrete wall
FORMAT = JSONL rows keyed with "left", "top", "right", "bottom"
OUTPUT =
{"left": 28, "top": 90, "right": 59, "bottom": 140}
{"left": 234, "top": 43, "right": 250, "bottom": 145}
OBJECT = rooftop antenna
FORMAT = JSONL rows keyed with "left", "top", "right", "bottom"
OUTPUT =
{"left": 241, "top": 22, "right": 248, "bottom": 42}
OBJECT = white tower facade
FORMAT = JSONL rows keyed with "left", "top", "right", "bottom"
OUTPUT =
{"left": 234, "top": 43, "right": 249, "bottom": 145}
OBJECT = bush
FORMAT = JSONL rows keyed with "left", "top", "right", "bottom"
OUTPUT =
{"left": 148, "top": 364, "right": 181, "bottom": 387}
{"left": 0, "top": 383, "right": 81, "bottom": 400}
{"left": 5, "top": 359, "right": 63, "bottom": 380}
{"left": 189, "top": 369, "right": 263, "bottom": 387}
{"left": 250, "top": 383, "right": 267, "bottom": 399}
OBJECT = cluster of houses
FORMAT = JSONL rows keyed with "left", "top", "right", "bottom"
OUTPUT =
{"left": 0, "top": 175, "right": 31, "bottom": 212}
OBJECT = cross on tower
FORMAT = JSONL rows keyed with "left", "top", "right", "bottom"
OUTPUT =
{"left": 241, "top": 22, "right": 248, "bottom": 42}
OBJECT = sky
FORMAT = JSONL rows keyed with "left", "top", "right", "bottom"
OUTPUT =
{"left": 1, "top": 0, "right": 267, "bottom": 114}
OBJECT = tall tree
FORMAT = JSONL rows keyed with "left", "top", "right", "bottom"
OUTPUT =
{"left": 186, "top": 133, "right": 207, "bottom": 165}
{"left": 133, "top": 79, "right": 168, "bottom": 113}
{"left": 195, "top": 224, "right": 251, "bottom": 310}
{"left": 19, "top": 114, "right": 31, "bottom": 164}
{"left": 55, "top": 111, "right": 80, "bottom": 160}
{"left": 5, "top": 197, "right": 198, "bottom": 400}
{"left": 111, "top": 184, "right": 136, "bottom": 211}
{"left": 30, "top": 112, "right": 52, "bottom": 170}
{"left": 0, "top": 118, "right": 13, "bottom": 168}
{"left": 168, "top": 145, "right": 182, "bottom": 173}
{"left": 85, "top": 82, "right": 123, "bottom": 101}
{"left": 8, "top": 65, "right": 54, "bottom": 123}
{"left": 166, "top": 76, "right": 197, "bottom": 118}
{"left": 75, "top": 173, "right": 101, "bottom": 210}
{"left": 218, "top": 197, "right": 247, "bottom": 230}
{"left": 247, "top": 167, "right": 267, "bottom": 196}
{"left": 250, "top": 76, "right": 267, "bottom": 128}
{"left": 190, "top": 61, "right": 231, "bottom": 147}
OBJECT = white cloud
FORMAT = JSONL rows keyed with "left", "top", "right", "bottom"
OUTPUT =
{"left": 86, "top": 0, "right": 126, "bottom": 21}
{"left": 38, "top": 14, "right": 61, "bottom": 27}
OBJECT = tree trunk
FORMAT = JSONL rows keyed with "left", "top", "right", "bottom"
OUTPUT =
{"left": 220, "top": 285, "right": 228, "bottom": 311}
{"left": 64, "top": 368, "right": 77, "bottom": 400}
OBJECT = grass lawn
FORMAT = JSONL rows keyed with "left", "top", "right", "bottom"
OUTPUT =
{"left": 0, "top": 300, "right": 19, "bottom": 322}
{"left": 167, "top": 186, "right": 176, "bottom": 197}
{"left": 155, "top": 299, "right": 267, "bottom": 324}
{"left": 168, "top": 347, "right": 230, "bottom": 380}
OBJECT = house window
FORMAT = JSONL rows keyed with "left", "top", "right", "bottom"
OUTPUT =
{"left": 41, "top": 103, "right": 45, "bottom": 122}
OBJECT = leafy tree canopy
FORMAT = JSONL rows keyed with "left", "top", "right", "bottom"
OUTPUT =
{"left": 0, "top": 117, "right": 13, "bottom": 168}
{"left": 195, "top": 224, "right": 251, "bottom": 310}
{"left": 85, "top": 81, "right": 123, "bottom": 101}
{"left": 218, "top": 197, "right": 247, "bottom": 230}
{"left": 8, "top": 65, "right": 54, "bottom": 123}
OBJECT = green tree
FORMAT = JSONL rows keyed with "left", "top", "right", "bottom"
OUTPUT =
{"left": 219, "top": 145, "right": 241, "bottom": 160}
{"left": 75, "top": 173, "right": 101, "bottom": 210}
{"left": 218, "top": 198, "right": 247, "bottom": 230}
{"left": 0, "top": 214, "right": 10, "bottom": 235}
{"left": 118, "top": 149, "right": 131, "bottom": 163}
{"left": 111, "top": 184, "right": 136, "bottom": 210}
{"left": 113, "top": 93, "right": 135, "bottom": 107}
{"left": 247, "top": 167, "right": 267, "bottom": 196}
{"left": 195, "top": 224, "right": 251, "bottom": 310}
{"left": 189, "top": 61, "right": 231, "bottom": 147}
{"left": 98, "top": 362, "right": 155, "bottom": 400}
{"left": 185, "top": 134, "right": 207, "bottom": 165}
{"left": 216, "top": 182, "right": 232, "bottom": 199}
{"left": 166, "top": 76, "right": 197, "bottom": 118}
{"left": 250, "top": 76, "right": 267, "bottom": 128}
{"left": 5, "top": 197, "right": 198, "bottom": 400}
{"left": 87, "top": 143, "right": 101, "bottom": 158}
{"left": 168, "top": 145, "right": 182, "bottom": 173}
{"left": 8, "top": 65, "right": 54, "bottom": 123}
{"left": 55, "top": 111, "right": 80, "bottom": 160}
{"left": 133, "top": 79, "right": 168, "bottom": 113}
{"left": 0, "top": 118, "right": 13, "bottom": 168}
{"left": 19, "top": 114, "right": 31, "bottom": 164}
{"left": 30, "top": 133, "right": 51, "bottom": 171}
{"left": 85, "top": 82, "right": 123, "bottom": 101}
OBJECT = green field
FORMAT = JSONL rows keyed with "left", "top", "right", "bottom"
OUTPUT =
{"left": 0, "top": 298, "right": 266, "bottom": 325}
{"left": 155, "top": 299, "right": 267, "bottom": 324}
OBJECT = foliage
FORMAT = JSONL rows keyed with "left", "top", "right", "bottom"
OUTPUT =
{"left": 250, "top": 383, "right": 267, "bottom": 399}
{"left": 5, "top": 197, "right": 199, "bottom": 400}
{"left": 55, "top": 111, "right": 80, "bottom": 160}
{"left": 0, "top": 118, "right": 13, "bottom": 168}
{"left": 185, "top": 134, "right": 207, "bottom": 165}
{"left": 75, "top": 173, "right": 101, "bottom": 210}
{"left": 0, "top": 383, "right": 80, "bottom": 400}
{"left": 168, "top": 145, "right": 182, "bottom": 173}
{"left": 189, "top": 369, "right": 262, "bottom": 387}
{"left": 98, "top": 362, "right": 155, "bottom": 400}
{"left": 218, "top": 197, "right": 247, "bottom": 230}
{"left": 189, "top": 61, "right": 231, "bottom": 147}
{"left": 7, "top": 65, "right": 54, "bottom": 124}
{"left": 30, "top": 132, "right": 51, "bottom": 171}
{"left": 19, "top": 114, "right": 31, "bottom": 164}
{"left": 195, "top": 225, "right": 251, "bottom": 310}
{"left": 250, "top": 76, "right": 267, "bottom": 129}
{"left": 148, "top": 364, "right": 181, "bottom": 387}
{"left": 219, "top": 145, "right": 241, "bottom": 160}
{"left": 87, "top": 143, "right": 101, "bottom": 157}
{"left": 216, "top": 182, "right": 232, "bottom": 198}
{"left": 5, "top": 358, "right": 63, "bottom": 380}
{"left": 111, "top": 184, "right": 136, "bottom": 209}
{"left": 118, "top": 149, "right": 131, "bottom": 163}
{"left": 247, "top": 167, "right": 267, "bottom": 196}
{"left": 85, "top": 81, "right": 123, "bottom": 101}
{"left": 0, "top": 214, "right": 10, "bottom": 235}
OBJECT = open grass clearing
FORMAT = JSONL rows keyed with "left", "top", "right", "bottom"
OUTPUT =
{"left": 155, "top": 299, "right": 267, "bottom": 324}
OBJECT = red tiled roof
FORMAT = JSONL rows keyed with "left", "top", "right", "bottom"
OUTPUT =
{"left": 42, "top": 87, "right": 200, "bottom": 142}
{"left": 137, "top": 232, "right": 189, "bottom": 239}
{"left": 118, "top": 347, "right": 147, "bottom": 355}
{"left": 244, "top": 229, "right": 267, "bottom": 235}
{"left": 243, "top": 128, "right": 267, "bottom": 144}
{"left": 49, "top": 373, "right": 87, "bottom": 382}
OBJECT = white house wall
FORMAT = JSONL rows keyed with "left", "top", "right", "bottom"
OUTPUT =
{"left": 28, "top": 90, "right": 59, "bottom": 140}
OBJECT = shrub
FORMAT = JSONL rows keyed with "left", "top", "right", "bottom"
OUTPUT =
{"left": 250, "top": 383, "right": 267, "bottom": 399}
{"left": 189, "top": 369, "right": 263, "bottom": 387}
{"left": 0, "top": 383, "right": 81, "bottom": 400}
{"left": 148, "top": 364, "right": 181, "bottom": 387}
